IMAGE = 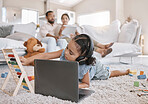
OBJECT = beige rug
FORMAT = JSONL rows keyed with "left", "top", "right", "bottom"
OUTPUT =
{"left": 0, "top": 64, "right": 148, "bottom": 104}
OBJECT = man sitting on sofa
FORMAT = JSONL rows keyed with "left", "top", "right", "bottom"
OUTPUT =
{"left": 39, "top": 11, "right": 67, "bottom": 52}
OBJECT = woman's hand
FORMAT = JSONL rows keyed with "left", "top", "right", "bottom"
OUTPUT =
{"left": 59, "top": 25, "right": 66, "bottom": 36}
{"left": 60, "top": 25, "right": 66, "bottom": 31}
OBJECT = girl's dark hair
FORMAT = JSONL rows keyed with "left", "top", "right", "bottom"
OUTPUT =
{"left": 73, "top": 34, "right": 96, "bottom": 65}
{"left": 61, "top": 13, "right": 70, "bottom": 20}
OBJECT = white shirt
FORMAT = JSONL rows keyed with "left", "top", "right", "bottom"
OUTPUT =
{"left": 39, "top": 22, "right": 58, "bottom": 38}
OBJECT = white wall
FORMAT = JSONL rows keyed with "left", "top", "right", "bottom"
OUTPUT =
{"left": 3, "top": 0, "right": 44, "bottom": 15}
{"left": 124, "top": 0, "right": 148, "bottom": 54}
{"left": 49, "top": 2, "right": 72, "bottom": 15}
{"left": 72, "top": 0, "right": 116, "bottom": 23}
{"left": 5, "top": 7, "right": 21, "bottom": 24}
{"left": 3, "top": 0, "right": 72, "bottom": 16}
{"left": 3, "top": 0, "right": 73, "bottom": 24}
{"left": 0, "top": 0, "right": 3, "bottom": 22}
{"left": 116, "top": 0, "right": 124, "bottom": 23}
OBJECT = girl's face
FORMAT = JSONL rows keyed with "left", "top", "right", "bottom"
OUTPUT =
{"left": 61, "top": 15, "right": 69, "bottom": 25}
{"left": 64, "top": 40, "right": 80, "bottom": 61}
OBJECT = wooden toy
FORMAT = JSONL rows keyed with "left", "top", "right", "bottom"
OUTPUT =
{"left": 8, "top": 54, "right": 14, "bottom": 57}
{"left": 17, "top": 72, "right": 22, "bottom": 76}
{"left": 8, "top": 61, "right": 18, "bottom": 65}
{"left": 15, "top": 69, "right": 21, "bottom": 73}
{"left": 130, "top": 89, "right": 148, "bottom": 92}
{"left": 13, "top": 65, "right": 19, "bottom": 69}
{"left": 143, "top": 91, "right": 148, "bottom": 93}
{"left": 137, "top": 75, "right": 146, "bottom": 79}
{"left": 22, "top": 79, "right": 26, "bottom": 83}
{"left": 140, "top": 71, "right": 144, "bottom": 75}
{"left": 23, "top": 86, "right": 29, "bottom": 90}
{"left": 106, "top": 67, "right": 109, "bottom": 70}
{"left": 129, "top": 70, "right": 137, "bottom": 75}
{"left": 28, "top": 76, "right": 34, "bottom": 81}
{"left": 0, "top": 49, "right": 34, "bottom": 96}
{"left": 137, "top": 93, "right": 148, "bottom": 97}
{"left": 5, "top": 72, "right": 8, "bottom": 75}
{"left": 134, "top": 81, "right": 139, "bottom": 87}
{"left": 1, "top": 72, "right": 8, "bottom": 78}
{"left": 22, "top": 82, "right": 28, "bottom": 86}
{"left": 129, "top": 73, "right": 133, "bottom": 76}
{"left": 141, "top": 83, "right": 146, "bottom": 87}
{"left": 1, "top": 73, "right": 6, "bottom": 78}
{"left": 10, "top": 58, "right": 16, "bottom": 61}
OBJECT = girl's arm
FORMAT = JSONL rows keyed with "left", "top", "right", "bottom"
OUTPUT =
{"left": 21, "top": 49, "right": 63, "bottom": 65}
{"left": 79, "top": 71, "right": 90, "bottom": 88}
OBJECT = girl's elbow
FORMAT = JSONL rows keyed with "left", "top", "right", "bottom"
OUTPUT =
{"left": 86, "top": 83, "right": 90, "bottom": 88}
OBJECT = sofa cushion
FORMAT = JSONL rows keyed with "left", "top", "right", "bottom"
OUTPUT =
{"left": 6, "top": 32, "right": 34, "bottom": 41}
{"left": 0, "top": 25, "right": 14, "bottom": 38}
{"left": 106, "top": 43, "right": 141, "bottom": 57}
{"left": 81, "top": 20, "right": 121, "bottom": 43}
{"left": 118, "top": 20, "right": 139, "bottom": 43}
{"left": 12, "top": 22, "right": 36, "bottom": 36}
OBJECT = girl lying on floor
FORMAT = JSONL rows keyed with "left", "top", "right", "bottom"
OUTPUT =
{"left": 20, "top": 34, "right": 130, "bottom": 88}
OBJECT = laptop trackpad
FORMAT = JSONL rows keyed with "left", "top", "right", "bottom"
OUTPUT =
{"left": 79, "top": 89, "right": 94, "bottom": 100}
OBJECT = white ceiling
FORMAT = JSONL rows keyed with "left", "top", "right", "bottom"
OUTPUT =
{"left": 41, "top": 0, "right": 83, "bottom": 7}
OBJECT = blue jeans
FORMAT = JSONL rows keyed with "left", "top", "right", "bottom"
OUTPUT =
{"left": 41, "top": 37, "right": 68, "bottom": 52}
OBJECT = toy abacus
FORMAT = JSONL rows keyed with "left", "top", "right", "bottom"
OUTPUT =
{"left": 0, "top": 49, "right": 34, "bottom": 96}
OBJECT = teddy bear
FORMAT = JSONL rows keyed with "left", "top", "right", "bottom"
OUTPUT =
{"left": 23, "top": 38, "right": 45, "bottom": 65}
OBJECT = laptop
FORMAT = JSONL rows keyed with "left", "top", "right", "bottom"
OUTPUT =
{"left": 34, "top": 59, "right": 94, "bottom": 103}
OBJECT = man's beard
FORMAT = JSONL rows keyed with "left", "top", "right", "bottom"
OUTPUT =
{"left": 48, "top": 20, "right": 54, "bottom": 24}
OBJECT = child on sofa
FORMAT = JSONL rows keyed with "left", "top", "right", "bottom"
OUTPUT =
{"left": 20, "top": 34, "right": 130, "bottom": 88}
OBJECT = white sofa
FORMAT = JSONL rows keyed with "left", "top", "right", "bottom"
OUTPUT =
{"left": 0, "top": 20, "right": 142, "bottom": 64}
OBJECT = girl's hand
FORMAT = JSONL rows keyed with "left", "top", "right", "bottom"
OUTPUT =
{"left": 79, "top": 71, "right": 90, "bottom": 88}
{"left": 20, "top": 57, "right": 29, "bottom": 66}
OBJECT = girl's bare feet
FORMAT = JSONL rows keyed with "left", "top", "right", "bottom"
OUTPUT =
{"left": 110, "top": 69, "right": 130, "bottom": 78}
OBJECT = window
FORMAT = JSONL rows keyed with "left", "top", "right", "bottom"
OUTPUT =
{"left": 57, "top": 9, "right": 75, "bottom": 25}
{"left": 22, "top": 9, "right": 38, "bottom": 24}
{"left": 78, "top": 11, "right": 110, "bottom": 27}
{"left": 2, "top": 7, "right": 6, "bottom": 22}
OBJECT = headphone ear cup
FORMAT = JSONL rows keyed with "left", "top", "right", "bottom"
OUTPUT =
{"left": 76, "top": 56, "right": 86, "bottom": 65}
{"left": 76, "top": 56, "right": 85, "bottom": 62}
{"left": 79, "top": 61, "right": 86, "bottom": 65}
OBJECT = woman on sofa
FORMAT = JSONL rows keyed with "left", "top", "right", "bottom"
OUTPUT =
{"left": 58, "top": 13, "right": 113, "bottom": 57}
